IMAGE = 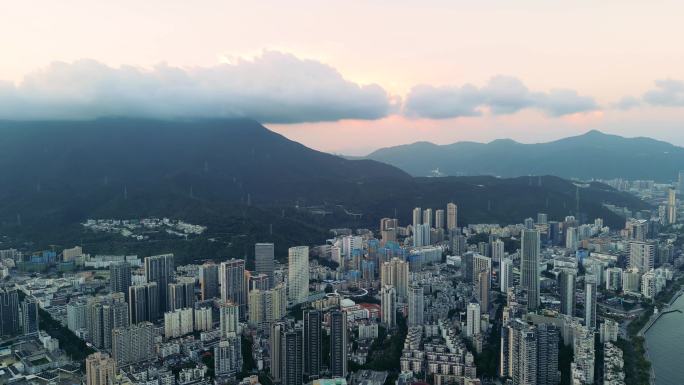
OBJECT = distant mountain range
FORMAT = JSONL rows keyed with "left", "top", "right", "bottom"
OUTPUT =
{"left": 366, "top": 130, "right": 684, "bottom": 181}
{"left": 0, "top": 119, "right": 649, "bottom": 260}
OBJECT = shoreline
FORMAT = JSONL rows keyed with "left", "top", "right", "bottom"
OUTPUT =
{"left": 641, "top": 286, "right": 684, "bottom": 385}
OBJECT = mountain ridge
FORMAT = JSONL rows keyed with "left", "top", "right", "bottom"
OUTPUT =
{"left": 0, "top": 119, "right": 650, "bottom": 260}
{"left": 366, "top": 129, "right": 684, "bottom": 180}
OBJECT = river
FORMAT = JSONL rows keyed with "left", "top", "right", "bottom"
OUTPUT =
{"left": 645, "top": 293, "right": 684, "bottom": 385}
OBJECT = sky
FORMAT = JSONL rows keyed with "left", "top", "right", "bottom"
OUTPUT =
{"left": 3, "top": 0, "right": 684, "bottom": 154}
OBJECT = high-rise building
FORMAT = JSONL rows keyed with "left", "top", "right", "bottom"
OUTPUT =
{"left": 128, "top": 282, "right": 159, "bottom": 324}
{"left": 475, "top": 268, "right": 490, "bottom": 314}
{"left": 626, "top": 219, "right": 648, "bottom": 242}
{"left": 537, "top": 213, "right": 548, "bottom": 225}
{"left": 501, "top": 319, "right": 538, "bottom": 385}
{"left": 303, "top": 310, "right": 322, "bottom": 379}
{"left": 380, "top": 258, "right": 409, "bottom": 301}
{"left": 435, "top": 209, "right": 445, "bottom": 229}
{"left": 628, "top": 241, "right": 655, "bottom": 273}
{"left": 622, "top": 268, "right": 641, "bottom": 293}
{"left": 215, "top": 335, "right": 243, "bottom": 377}
{"left": 463, "top": 252, "right": 474, "bottom": 284}
{"left": 380, "top": 285, "right": 396, "bottom": 327}
{"left": 641, "top": 270, "right": 658, "bottom": 299}
{"left": 199, "top": 262, "right": 219, "bottom": 301}
{"left": 219, "top": 301, "right": 240, "bottom": 338}
{"left": 270, "top": 321, "right": 286, "bottom": 383}
{"left": 584, "top": 276, "right": 597, "bottom": 329}
{"left": 667, "top": 188, "right": 677, "bottom": 224}
{"left": 144, "top": 254, "right": 174, "bottom": 312}
{"left": 565, "top": 227, "right": 579, "bottom": 251}
{"left": 466, "top": 302, "right": 480, "bottom": 338}
{"left": 67, "top": 299, "right": 88, "bottom": 333}
{"left": 447, "top": 203, "right": 458, "bottom": 230}
{"left": 600, "top": 319, "right": 619, "bottom": 344}
{"left": 408, "top": 285, "right": 424, "bottom": 326}
{"left": 519, "top": 324, "right": 538, "bottom": 385}
{"left": 87, "top": 294, "right": 129, "bottom": 350}
{"left": 0, "top": 285, "right": 20, "bottom": 337}
{"left": 520, "top": 229, "right": 541, "bottom": 311}
{"left": 21, "top": 296, "right": 39, "bottom": 335}
{"left": 472, "top": 254, "right": 492, "bottom": 284}
{"left": 111, "top": 322, "right": 155, "bottom": 366}
{"left": 559, "top": 269, "right": 576, "bottom": 317}
{"left": 288, "top": 246, "right": 310, "bottom": 304}
{"left": 248, "top": 284, "right": 287, "bottom": 331}
{"left": 413, "top": 223, "right": 431, "bottom": 247}
{"left": 167, "top": 277, "right": 195, "bottom": 311}
{"left": 220, "top": 259, "right": 247, "bottom": 319}
{"left": 500, "top": 258, "right": 513, "bottom": 293}
{"left": 330, "top": 310, "right": 348, "bottom": 378}
{"left": 86, "top": 352, "right": 117, "bottom": 385}
{"left": 250, "top": 273, "right": 270, "bottom": 292}
{"left": 412, "top": 207, "right": 422, "bottom": 230}
{"left": 194, "top": 307, "right": 213, "bottom": 331}
{"left": 422, "top": 208, "right": 433, "bottom": 229}
{"left": 605, "top": 267, "right": 623, "bottom": 291}
{"left": 110, "top": 261, "right": 132, "bottom": 300}
{"left": 491, "top": 239, "right": 505, "bottom": 262}
{"left": 271, "top": 321, "right": 303, "bottom": 385}
{"left": 679, "top": 171, "right": 684, "bottom": 195}
{"left": 380, "top": 218, "right": 398, "bottom": 244}
{"left": 164, "top": 307, "right": 193, "bottom": 339}
{"left": 284, "top": 325, "right": 304, "bottom": 385}
{"left": 536, "top": 324, "right": 560, "bottom": 385}
{"left": 451, "top": 232, "right": 467, "bottom": 256}
{"left": 524, "top": 218, "right": 535, "bottom": 230}
{"left": 255, "top": 243, "right": 275, "bottom": 288}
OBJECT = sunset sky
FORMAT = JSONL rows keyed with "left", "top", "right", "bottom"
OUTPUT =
{"left": 3, "top": 0, "right": 684, "bottom": 154}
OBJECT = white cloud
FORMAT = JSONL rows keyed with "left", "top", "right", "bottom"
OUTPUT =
{"left": 404, "top": 76, "right": 598, "bottom": 119}
{"left": 0, "top": 51, "right": 396, "bottom": 123}
{"left": 643, "top": 79, "right": 684, "bottom": 106}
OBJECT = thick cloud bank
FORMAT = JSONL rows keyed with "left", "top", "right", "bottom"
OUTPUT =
{"left": 0, "top": 51, "right": 395, "bottom": 123}
{"left": 404, "top": 76, "right": 597, "bottom": 119}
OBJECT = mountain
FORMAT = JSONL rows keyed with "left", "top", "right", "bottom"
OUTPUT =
{"left": 367, "top": 130, "right": 684, "bottom": 181}
{"left": 0, "top": 119, "right": 649, "bottom": 261}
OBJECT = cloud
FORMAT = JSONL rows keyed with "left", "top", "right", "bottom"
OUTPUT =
{"left": 643, "top": 79, "right": 684, "bottom": 107}
{"left": 0, "top": 51, "right": 396, "bottom": 123}
{"left": 404, "top": 76, "right": 598, "bottom": 119}
{"left": 614, "top": 95, "right": 642, "bottom": 110}
{"left": 403, "top": 84, "right": 482, "bottom": 119}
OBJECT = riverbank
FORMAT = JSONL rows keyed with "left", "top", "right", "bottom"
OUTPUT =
{"left": 639, "top": 274, "right": 684, "bottom": 385}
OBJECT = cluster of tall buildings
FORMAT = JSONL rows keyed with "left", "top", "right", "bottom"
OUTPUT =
{"left": 0, "top": 285, "right": 39, "bottom": 338}
{"left": 271, "top": 309, "right": 348, "bottom": 385}
{"left": 500, "top": 319, "right": 560, "bottom": 385}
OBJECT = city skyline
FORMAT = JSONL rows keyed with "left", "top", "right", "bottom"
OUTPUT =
{"left": 2, "top": 2, "right": 684, "bottom": 385}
